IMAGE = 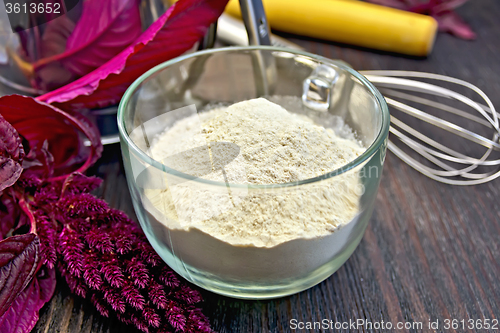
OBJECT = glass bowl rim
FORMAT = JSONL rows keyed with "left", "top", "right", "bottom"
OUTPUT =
{"left": 117, "top": 46, "right": 390, "bottom": 190}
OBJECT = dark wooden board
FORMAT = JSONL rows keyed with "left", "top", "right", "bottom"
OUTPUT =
{"left": 32, "top": 1, "right": 500, "bottom": 332}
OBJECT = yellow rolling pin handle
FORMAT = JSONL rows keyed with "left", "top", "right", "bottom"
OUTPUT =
{"left": 225, "top": 0, "right": 438, "bottom": 56}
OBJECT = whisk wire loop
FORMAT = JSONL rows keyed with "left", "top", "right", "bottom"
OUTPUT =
{"left": 360, "top": 70, "right": 500, "bottom": 185}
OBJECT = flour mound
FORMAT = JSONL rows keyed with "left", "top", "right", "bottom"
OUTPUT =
{"left": 202, "top": 98, "right": 363, "bottom": 184}
{"left": 145, "top": 98, "right": 365, "bottom": 247}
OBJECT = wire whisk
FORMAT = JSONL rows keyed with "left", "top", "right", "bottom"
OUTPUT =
{"left": 360, "top": 70, "right": 500, "bottom": 185}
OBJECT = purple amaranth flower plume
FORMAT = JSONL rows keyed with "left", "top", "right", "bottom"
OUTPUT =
{"left": 30, "top": 174, "right": 213, "bottom": 333}
{"left": 0, "top": 85, "right": 222, "bottom": 332}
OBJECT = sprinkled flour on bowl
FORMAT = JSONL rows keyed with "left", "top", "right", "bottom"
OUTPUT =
{"left": 144, "top": 98, "right": 365, "bottom": 248}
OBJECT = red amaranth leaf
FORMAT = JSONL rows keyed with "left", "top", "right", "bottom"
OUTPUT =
{"left": 33, "top": 0, "right": 142, "bottom": 91}
{"left": 30, "top": 15, "right": 77, "bottom": 91}
{"left": 0, "top": 95, "right": 102, "bottom": 180}
{"left": 0, "top": 266, "right": 56, "bottom": 333}
{"left": 434, "top": 10, "right": 476, "bottom": 40}
{"left": 39, "top": 15, "right": 77, "bottom": 60}
{"left": 365, "top": 0, "right": 475, "bottom": 39}
{"left": 0, "top": 234, "right": 40, "bottom": 317}
{"left": 37, "top": 0, "right": 230, "bottom": 110}
{"left": 0, "top": 114, "right": 25, "bottom": 192}
{"left": 22, "top": 140, "right": 54, "bottom": 180}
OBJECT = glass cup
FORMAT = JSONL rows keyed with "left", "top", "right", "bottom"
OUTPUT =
{"left": 118, "top": 46, "right": 390, "bottom": 299}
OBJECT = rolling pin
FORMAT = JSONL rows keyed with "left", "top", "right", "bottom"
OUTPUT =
{"left": 224, "top": 0, "right": 438, "bottom": 56}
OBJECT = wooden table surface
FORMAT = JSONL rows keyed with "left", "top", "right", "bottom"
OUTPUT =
{"left": 32, "top": 1, "right": 500, "bottom": 332}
